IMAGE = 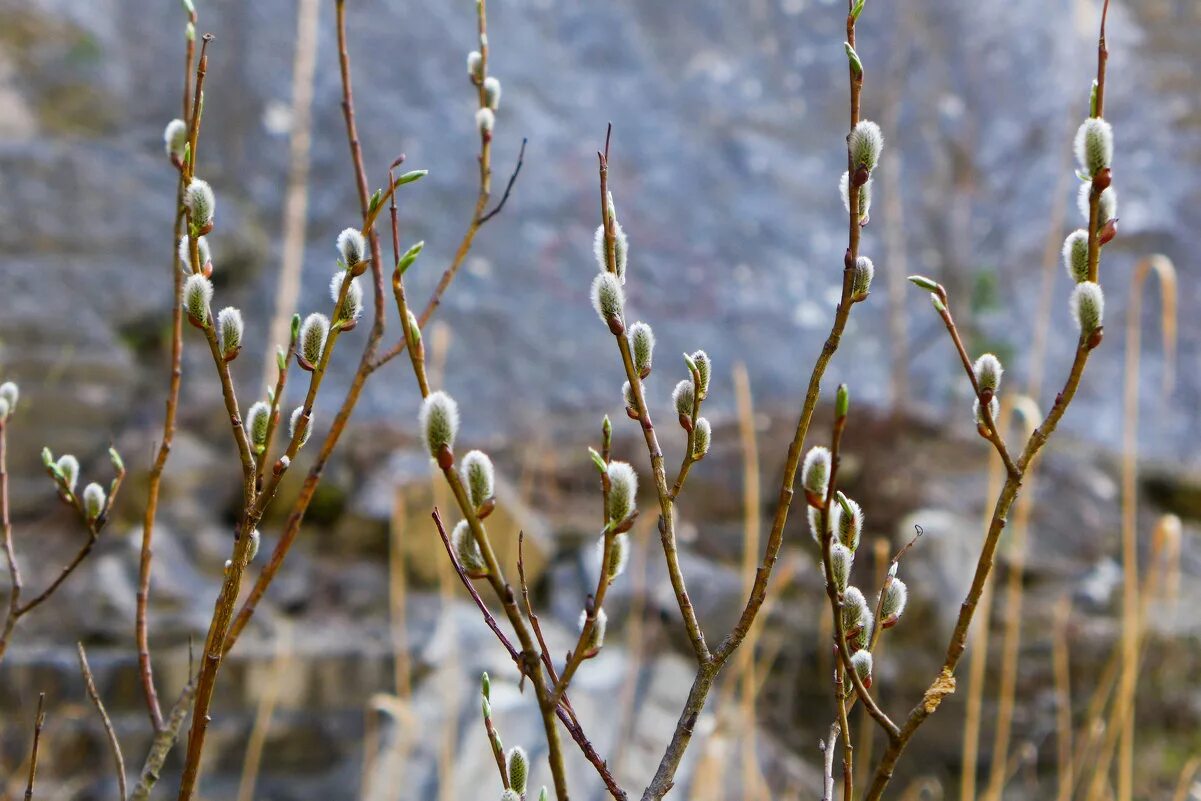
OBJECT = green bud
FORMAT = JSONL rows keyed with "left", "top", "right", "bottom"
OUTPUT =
{"left": 587, "top": 447, "right": 607, "bottom": 474}
{"left": 108, "top": 447, "right": 124, "bottom": 474}
{"left": 394, "top": 169, "right": 428, "bottom": 188}
{"left": 835, "top": 384, "right": 850, "bottom": 419}
{"left": 851, "top": 0, "right": 866, "bottom": 20}
{"left": 290, "top": 312, "right": 302, "bottom": 343}
{"left": 907, "top": 274, "right": 941, "bottom": 293}
{"left": 41, "top": 447, "right": 54, "bottom": 470}
{"left": 481, "top": 671, "right": 491, "bottom": 701}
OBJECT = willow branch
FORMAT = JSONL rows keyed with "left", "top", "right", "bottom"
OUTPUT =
{"left": 78, "top": 643, "right": 127, "bottom": 800}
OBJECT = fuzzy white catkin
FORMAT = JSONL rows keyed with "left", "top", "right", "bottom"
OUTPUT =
{"left": 692, "top": 417, "right": 712, "bottom": 458}
{"left": 1074, "top": 117, "right": 1113, "bottom": 178}
{"left": 849, "top": 120, "right": 884, "bottom": 172}
{"left": 461, "top": 450, "right": 495, "bottom": 508}
{"left": 597, "top": 531, "right": 630, "bottom": 581}
{"left": 672, "top": 379, "right": 695, "bottom": 418}
{"left": 177, "top": 235, "right": 212, "bottom": 272}
{"left": 1062, "top": 230, "right": 1090, "bottom": 283}
{"left": 593, "top": 222, "right": 630, "bottom": 284}
{"left": 1078, "top": 183, "right": 1118, "bottom": 226}
{"left": 419, "top": 391, "right": 460, "bottom": 457}
{"left": 217, "top": 307, "right": 243, "bottom": 356}
{"left": 1070, "top": 281, "right": 1104, "bottom": 333}
{"left": 689, "top": 350, "right": 711, "bottom": 396}
{"left": 57, "top": 454, "right": 80, "bottom": 493}
{"left": 247, "top": 529, "right": 261, "bottom": 562}
{"left": 500, "top": 792, "right": 521, "bottom": 801}
{"left": 830, "top": 542, "right": 853, "bottom": 592}
{"left": 483, "top": 76, "right": 502, "bottom": 111}
{"left": 476, "top": 107, "right": 495, "bottom": 134}
{"left": 630, "top": 322, "right": 655, "bottom": 375}
{"left": 163, "top": 118, "right": 187, "bottom": 160}
{"left": 184, "top": 178, "right": 215, "bottom": 227}
{"left": 247, "top": 401, "right": 271, "bottom": 450}
{"left": 832, "top": 495, "right": 863, "bottom": 551}
{"left": 590, "top": 272, "right": 625, "bottom": 324}
{"left": 578, "top": 607, "right": 607, "bottom": 652}
{"left": 0, "top": 381, "right": 18, "bottom": 414}
{"left": 808, "top": 506, "right": 823, "bottom": 545}
{"left": 802, "top": 446, "right": 831, "bottom": 499}
{"left": 452, "top": 520, "right": 488, "bottom": 575}
{"left": 183, "top": 274, "right": 213, "bottom": 324}
{"left": 852, "top": 256, "right": 874, "bottom": 298}
{"left": 840, "top": 171, "right": 872, "bottom": 221}
{"left": 973, "top": 353, "right": 1003, "bottom": 393}
{"left": 289, "top": 406, "right": 312, "bottom": 447}
{"left": 467, "top": 50, "right": 483, "bottom": 80}
{"left": 622, "top": 380, "right": 640, "bottom": 412}
{"left": 606, "top": 461, "right": 638, "bottom": 523}
{"left": 507, "top": 747, "right": 529, "bottom": 795}
{"left": 336, "top": 227, "right": 366, "bottom": 267}
{"left": 851, "top": 649, "right": 873, "bottom": 684}
{"left": 82, "top": 482, "right": 106, "bottom": 520}
{"left": 299, "top": 313, "right": 330, "bottom": 365}
{"left": 973, "top": 396, "right": 1000, "bottom": 427}
{"left": 842, "top": 586, "right": 870, "bottom": 631}
{"left": 0, "top": 398, "right": 9, "bottom": 421}
{"left": 330, "top": 273, "right": 363, "bottom": 323}
{"left": 881, "top": 577, "right": 908, "bottom": 622}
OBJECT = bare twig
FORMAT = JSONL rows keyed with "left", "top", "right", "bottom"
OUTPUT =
{"left": 131, "top": 679, "right": 196, "bottom": 801}
{"left": 24, "top": 693, "right": 46, "bottom": 801}
{"left": 78, "top": 643, "right": 127, "bottom": 800}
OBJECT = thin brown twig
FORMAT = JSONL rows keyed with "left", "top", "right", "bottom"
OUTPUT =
{"left": 24, "top": 693, "right": 46, "bottom": 801}
{"left": 77, "top": 643, "right": 127, "bottom": 800}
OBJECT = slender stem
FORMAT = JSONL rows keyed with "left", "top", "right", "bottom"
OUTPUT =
{"left": 24, "top": 693, "right": 46, "bottom": 801}
{"left": 0, "top": 422, "right": 23, "bottom": 663}
{"left": 78, "top": 643, "right": 128, "bottom": 800}
{"left": 598, "top": 146, "right": 709, "bottom": 664}
{"left": 132, "top": 679, "right": 196, "bottom": 801}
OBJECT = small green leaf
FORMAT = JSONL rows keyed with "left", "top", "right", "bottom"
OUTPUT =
{"left": 290, "top": 313, "right": 302, "bottom": 343}
{"left": 276, "top": 346, "right": 287, "bottom": 372}
{"left": 851, "top": 0, "right": 866, "bottom": 21}
{"left": 481, "top": 671, "right": 491, "bottom": 701}
{"left": 844, "top": 43, "right": 863, "bottom": 79}
{"left": 930, "top": 293, "right": 946, "bottom": 313}
{"left": 393, "top": 169, "right": 428, "bottom": 188}
{"left": 185, "top": 21, "right": 195, "bottom": 41}
{"left": 907, "top": 274, "right": 941, "bottom": 293}
{"left": 396, "top": 241, "right": 425, "bottom": 276}
{"left": 587, "top": 447, "right": 607, "bottom": 474}
{"left": 367, "top": 188, "right": 383, "bottom": 214}
{"left": 41, "top": 447, "right": 54, "bottom": 469}
{"left": 108, "top": 447, "right": 125, "bottom": 474}
{"left": 1089, "top": 80, "right": 1099, "bottom": 118}
{"left": 181, "top": 0, "right": 195, "bottom": 16}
